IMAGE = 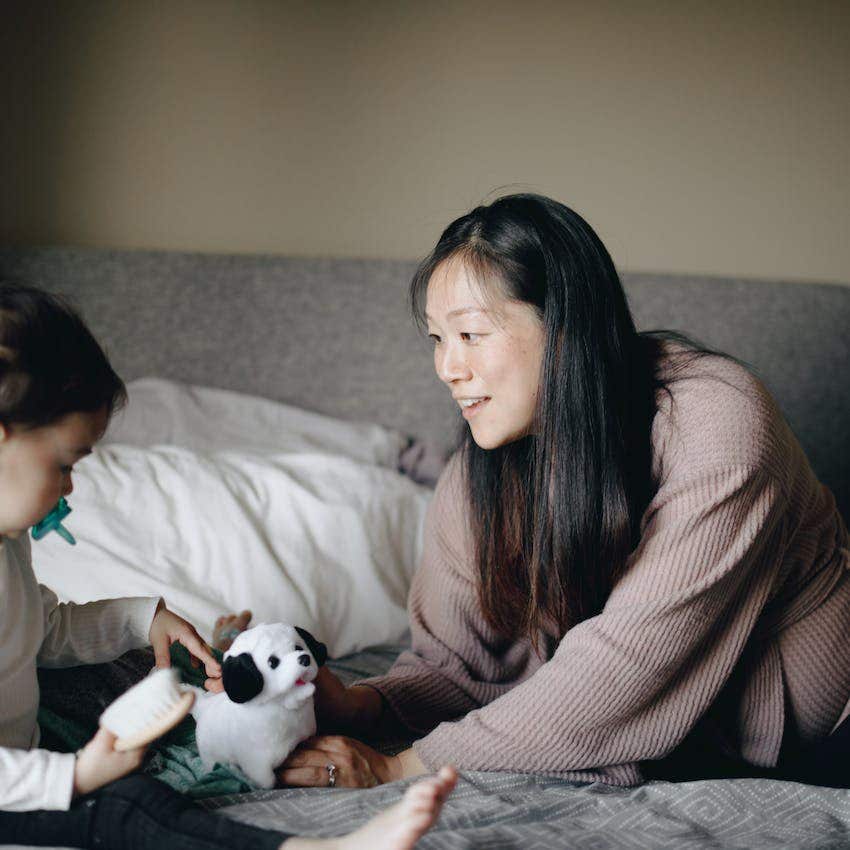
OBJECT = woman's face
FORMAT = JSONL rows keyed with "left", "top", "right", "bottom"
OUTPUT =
{"left": 426, "top": 258, "right": 545, "bottom": 450}
{"left": 0, "top": 407, "right": 107, "bottom": 537}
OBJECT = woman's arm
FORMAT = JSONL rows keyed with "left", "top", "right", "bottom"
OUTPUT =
{"left": 289, "top": 461, "right": 788, "bottom": 786}
{"left": 409, "top": 464, "right": 789, "bottom": 781}
{"left": 280, "top": 456, "right": 535, "bottom": 788}
{"left": 385, "top": 747, "right": 429, "bottom": 781}
{"left": 347, "top": 455, "right": 543, "bottom": 736}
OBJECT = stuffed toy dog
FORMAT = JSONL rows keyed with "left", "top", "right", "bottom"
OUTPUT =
{"left": 190, "top": 622, "right": 328, "bottom": 788}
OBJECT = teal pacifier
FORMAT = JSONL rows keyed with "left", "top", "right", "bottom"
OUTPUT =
{"left": 31, "top": 497, "right": 76, "bottom": 545}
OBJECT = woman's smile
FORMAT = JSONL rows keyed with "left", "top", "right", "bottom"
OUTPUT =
{"left": 456, "top": 396, "right": 491, "bottom": 418}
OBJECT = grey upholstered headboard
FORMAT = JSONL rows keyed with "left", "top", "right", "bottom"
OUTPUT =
{"left": 1, "top": 247, "right": 847, "bottom": 521}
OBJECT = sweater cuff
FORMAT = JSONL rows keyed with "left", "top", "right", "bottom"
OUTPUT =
{"left": 412, "top": 720, "right": 645, "bottom": 785}
{"left": 44, "top": 751, "right": 77, "bottom": 810}
{"left": 410, "top": 722, "right": 459, "bottom": 772}
{"left": 126, "top": 596, "right": 162, "bottom": 647}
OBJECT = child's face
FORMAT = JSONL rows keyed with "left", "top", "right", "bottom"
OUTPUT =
{"left": 426, "top": 257, "right": 545, "bottom": 450}
{"left": 0, "top": 407, "right": 109, "bottom": 538}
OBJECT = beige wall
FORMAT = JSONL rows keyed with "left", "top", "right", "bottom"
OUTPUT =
{"left": 2, "top": 0, "right": 849, "bottom": 283}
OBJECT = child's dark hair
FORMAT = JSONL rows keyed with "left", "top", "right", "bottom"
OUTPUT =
{"left": 0, "top": 282, "right": 126, "bottom": 429}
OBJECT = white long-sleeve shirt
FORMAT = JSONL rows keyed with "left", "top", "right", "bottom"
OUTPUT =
{"left": 0, "top": 533, "right": 159, "bottom": 811}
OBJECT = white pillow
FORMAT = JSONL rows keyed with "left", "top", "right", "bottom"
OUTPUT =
{"left": 104, "top": 377, "right": 409, "bottom": 466}
{"left": 31, "top": 381, "right": 431, "bottom": 658}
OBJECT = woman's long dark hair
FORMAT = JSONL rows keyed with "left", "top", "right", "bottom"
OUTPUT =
{"left": 411, "top": 194, "right": 727, "bottom": 645}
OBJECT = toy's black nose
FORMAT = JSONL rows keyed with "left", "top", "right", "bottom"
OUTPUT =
{"left": 298, "top": 654, "right": 310, "bottom": 667}
{"left": 222, "top": 653, "right": 264, "bottom": 703}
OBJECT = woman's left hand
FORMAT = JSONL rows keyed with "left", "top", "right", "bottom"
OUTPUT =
{"left": 276, "top": 735, "right": 398, "bottom": 789}
{"left": 149, "top": 600, "right": 222, "bottom": 679}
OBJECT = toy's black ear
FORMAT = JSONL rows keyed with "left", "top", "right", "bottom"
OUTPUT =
{"left": 222, "top": 653, "right": 264, "bottom": 703}
{"left": 295, "top": 626, "right": 328, "bottom": 667}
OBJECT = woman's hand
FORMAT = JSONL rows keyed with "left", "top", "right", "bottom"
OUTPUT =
{"left": 149, "top": 600, "right": 221, "bottom": 679}
{"left": 73, "top": 728, "right": 146, "bottom": 797}
{"left": 276, "top": 735, "right": 396, "bottom": 788}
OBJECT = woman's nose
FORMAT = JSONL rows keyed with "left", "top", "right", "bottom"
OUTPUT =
{"left": 436, "top": 342, "right": 472, "bottom": 384}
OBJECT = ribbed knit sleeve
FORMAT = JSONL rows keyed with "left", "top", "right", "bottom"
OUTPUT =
{"left": 37, "top": 586, "right": 160, "bottom": 668}
{"left": 408, "top": 464, "right": 788, "bottom": 782}
{"left": 359, "top": 455, "right": 545, "bottom": 734}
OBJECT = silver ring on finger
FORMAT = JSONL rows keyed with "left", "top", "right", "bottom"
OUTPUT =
{"left": 326, "top": 762, "right": 337, "bottom": 787}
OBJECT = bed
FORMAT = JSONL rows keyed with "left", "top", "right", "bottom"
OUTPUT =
{"left": 1, "top": 247, "right": 848, "bottom": 848}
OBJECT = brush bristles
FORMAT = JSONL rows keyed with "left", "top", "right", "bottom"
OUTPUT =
{"left": 100, "top": 668, "right": 195, "bottom": 747}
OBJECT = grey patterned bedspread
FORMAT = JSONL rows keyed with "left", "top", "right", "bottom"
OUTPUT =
{"left": 13, "top": 645, "right": 850, "bottom": 849}
{"left": 208, "top": 770, "right": 850, "bottom": 849}
{"left": 202, "top": 645, "right": 850, "bottom": 849}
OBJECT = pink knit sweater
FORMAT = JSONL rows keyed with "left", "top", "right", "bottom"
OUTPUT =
{"left": 363, "top": 351, "right": 850, "bottom": 784}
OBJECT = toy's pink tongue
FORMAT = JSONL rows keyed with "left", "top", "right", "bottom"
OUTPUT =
{"left": 295, "top": 678, "right": 306, "bottom": 686}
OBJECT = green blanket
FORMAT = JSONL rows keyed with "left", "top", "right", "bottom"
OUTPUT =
{"left": 38, "top": 645, "right": 258, "bottom": 799}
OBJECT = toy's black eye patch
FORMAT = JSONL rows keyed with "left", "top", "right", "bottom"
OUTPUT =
{"left": 268, "top": 655, "right": 280, "bottom": 669}
{"left": 294, "top": 644, "right": 304, "bottom": 652}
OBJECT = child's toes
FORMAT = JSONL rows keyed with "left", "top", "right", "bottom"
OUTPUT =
{"left": 406, "top": 782, "right": 439, "bottom": 810}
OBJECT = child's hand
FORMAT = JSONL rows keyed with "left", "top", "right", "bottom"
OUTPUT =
{"left": 149, "top": 600, "right": 222, "bottom": 679}
{"left": 73, "top": 728, "right": 146, "bottom": 797}
{"left": 204, "top": 676, "right": 225, "bottom": 693}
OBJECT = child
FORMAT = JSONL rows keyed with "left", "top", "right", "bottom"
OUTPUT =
{"left": 0, "top": 282, "right": 456, "bottom": 849}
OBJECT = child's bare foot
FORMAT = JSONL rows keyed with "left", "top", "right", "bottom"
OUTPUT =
{"left": 212, "top": 609, "right": 252, "bottom": 652}
{"left": 281, "top": 766, "right": 457, "bottom": 850}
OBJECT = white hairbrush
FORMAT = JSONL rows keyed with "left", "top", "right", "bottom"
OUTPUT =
{"left": 99, "top": 668, "right": 195, "bottom": 751}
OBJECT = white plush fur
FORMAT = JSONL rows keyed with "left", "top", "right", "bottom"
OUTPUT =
{"left": 191, "top": 623, "right": 321, "bottom": 788}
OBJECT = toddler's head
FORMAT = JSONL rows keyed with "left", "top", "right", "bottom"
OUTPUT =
{"left": 0, "top": 282, "right": 126, "bottom": 537}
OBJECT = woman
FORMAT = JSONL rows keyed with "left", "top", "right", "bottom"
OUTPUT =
{"left": 228, "top": 193, "right": 849, "bottom": 789}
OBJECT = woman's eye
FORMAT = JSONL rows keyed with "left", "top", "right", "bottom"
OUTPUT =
{"left": 428, "top": 334, "right": 441, "bottom": 346}
{"left": 461, "top": 332, "right": 481, "bottom": 343}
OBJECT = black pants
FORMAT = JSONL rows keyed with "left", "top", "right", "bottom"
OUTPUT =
{"left": 782, "top": 711, "right": 850, "bottom": 789}
{"left": 0, "top": 774, "right": 290, "bottom": 850}
{"left": 645, "top": 709, "right": 850, "bottom": 787}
